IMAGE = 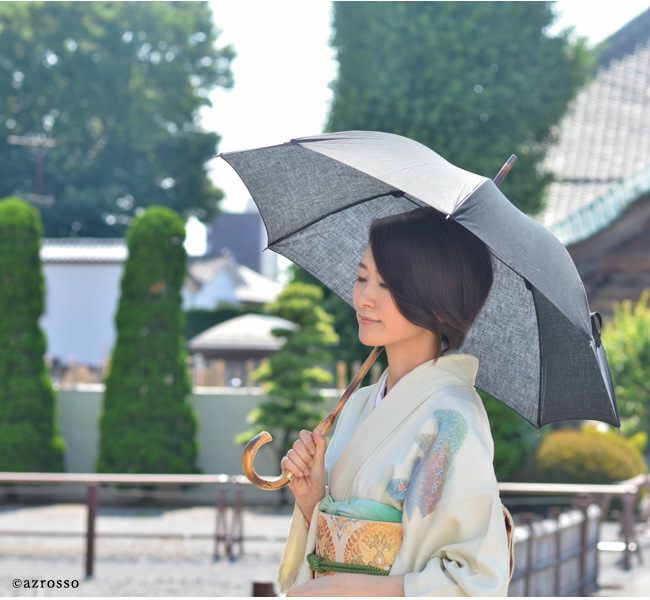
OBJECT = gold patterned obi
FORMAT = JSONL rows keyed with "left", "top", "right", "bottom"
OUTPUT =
{"left": 307, "top": 509, "right": 404, "bottom": 577}
{"left": 306, "top": 496, "right": 516, "bottom": 582}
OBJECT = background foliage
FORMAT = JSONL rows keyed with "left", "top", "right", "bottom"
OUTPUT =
{"left": 0, "top": 197, "right": 65, "bottom": 471}
{"left": 97, "top": 206, "right": 199, "bottom": 474}
{"left": 286, "top": 1, "right": 595, "bottom": 479}
{"left": 534, "top": 424, "right": 647, "bottom": 483}
{"left": 601, "top": 289, "right": 650, "bottom": 439}
{"left": 0, "top": 1, "right": 233, "bottom": 237}
{"left": 235, "top": 282, "right": 339, "bottom": 504}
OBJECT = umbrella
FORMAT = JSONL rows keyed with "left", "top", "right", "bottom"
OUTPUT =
{"left": 218, "top": 130, "right": 620, "bottom": 486}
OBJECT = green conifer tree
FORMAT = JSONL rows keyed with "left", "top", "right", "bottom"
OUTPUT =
{"left": 0, "top": 197, "right": 65, "bottom": 471}
{"left": 236, "top": 282, "right": 339, "bottom": 504}
{"left": 97, "top": 206, "right": 199, "bottom": 474}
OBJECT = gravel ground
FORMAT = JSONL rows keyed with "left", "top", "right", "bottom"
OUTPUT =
{"left": 0, "top": 502, "right": 648, "bottom": 597}
{"left": 0, "top": 503, "right": 290, "bottom": 597}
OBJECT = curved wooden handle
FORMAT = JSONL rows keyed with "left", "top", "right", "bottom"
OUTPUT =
{"left": 241, "top": 346, "right": 385, "bottom": 490}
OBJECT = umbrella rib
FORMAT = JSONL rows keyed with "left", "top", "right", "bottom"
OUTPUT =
{"left": 265, "top": 190, "right": 408, "bottom": 248}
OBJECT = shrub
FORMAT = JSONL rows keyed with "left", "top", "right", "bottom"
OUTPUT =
{"left": 601, "top": 289, "right": 650, "bottom": 438}
{"left": 481, "top": 391, "right": 541, "bottom": 481}
{"left": 535, "top": 425, "right": 647, "bottom": 484}
{"left": 0, "top": 197, "right": 65, "bottom": 471}
{"left": 97, "top": 206, "right": 199, "bottom": 474}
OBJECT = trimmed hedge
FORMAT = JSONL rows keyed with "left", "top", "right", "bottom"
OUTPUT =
{"left": 0, "top": 197, "right": 65, "bottom": 471}
{"left": 97, "top": 206, "right": 199, "bottom": 474}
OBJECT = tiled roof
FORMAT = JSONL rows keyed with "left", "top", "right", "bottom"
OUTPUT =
{"left": 187, "top": 254, "right": 233, "bottom": 285}
{"left": 188, "top": 314, "right": 298, "bottom": 351}
{"left": 186, "top": 250, "right": 282, "bottom": 304}
{"left": 535, "top": 8, "right": 650, "bottom": 245}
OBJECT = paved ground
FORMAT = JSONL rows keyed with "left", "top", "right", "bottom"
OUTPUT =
{"left": 0, "top": 502, "right": 648, "bottom": 597}
{"left": 593, "top": 516, "right": 650, "bottom": 597}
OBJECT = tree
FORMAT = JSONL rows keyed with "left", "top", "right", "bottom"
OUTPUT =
{"left": 0, "top": 1, "right": 234, "bottom": 237}
{"left": 97, "top": 206, "right": 199, "bottom": 474}
{"left": 285, "top": 2, "right": 595, "bottom": 479}
{"left": 327, "top": 1, "right": 592, "bottom": 216}
{"left": 235, "top": 282, "right": 339, "bottom": 505}
{"left": 288, "top": 263, "right": 386, "bottom": 388}
{"left": 601, "top": 290, "right": 650, "bottom": 439}
{"left": 0, "top": 197, "right": 65, "bottom": 471}
{"left": 292, "top": 2, "right": 594, "bottom": 371}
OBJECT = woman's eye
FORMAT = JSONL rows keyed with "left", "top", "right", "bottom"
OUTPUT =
{"left": 355, "top": 276, "right": 387, "bottom": 288}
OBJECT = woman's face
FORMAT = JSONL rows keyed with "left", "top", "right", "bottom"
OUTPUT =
{"left": 352, "top": 244, "right": 436, "bottom": 351}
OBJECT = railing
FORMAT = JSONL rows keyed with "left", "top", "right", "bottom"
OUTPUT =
{"left": 500, "top": 477, "right": 649, "bottom": 572}
{"left": 0, "top": 472, "right": 249, "bottom": 578}
{"left": 1, "top": 472, "right": 648, "bottom": 595}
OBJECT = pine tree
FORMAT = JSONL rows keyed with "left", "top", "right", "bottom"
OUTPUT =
{"left": 0, "top": 197, "right": 65, "bottom": 471}
{"left": 235, "top": 282, "right": 339, "bottom": 504}
{"left": 97, "top": 206, "right": 199, "bottom": 474}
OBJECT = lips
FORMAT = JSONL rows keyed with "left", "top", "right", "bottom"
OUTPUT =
{"left": 358, "top": 315, "right": 380, "bottom": 324}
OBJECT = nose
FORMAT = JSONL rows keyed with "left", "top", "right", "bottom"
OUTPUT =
{"left": 356, "top": 280, "right": 377, "bottom": 308}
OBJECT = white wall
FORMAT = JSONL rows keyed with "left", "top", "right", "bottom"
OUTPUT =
{"left": 41, "top": 263, "right": 123, "bottom": 366}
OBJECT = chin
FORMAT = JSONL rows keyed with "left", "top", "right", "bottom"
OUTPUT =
{"left": 358, "top": 331, "right": 382, "bottom": 347}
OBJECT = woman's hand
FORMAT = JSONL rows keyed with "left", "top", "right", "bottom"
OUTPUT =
{"left": 281, "top": 429, "right": 327, "bottom": 522}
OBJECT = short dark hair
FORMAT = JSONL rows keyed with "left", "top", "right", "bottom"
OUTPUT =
{"left": 368, "top": 206, "right": 494, "bottom": 357}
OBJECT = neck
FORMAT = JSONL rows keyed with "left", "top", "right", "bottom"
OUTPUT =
{"left": 384, "top": 331, "right": 439, "bottom": 394}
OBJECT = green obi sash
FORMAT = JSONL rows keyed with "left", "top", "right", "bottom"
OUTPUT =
{"left": 318, "top": 494, "right": 403, "bottom": 522}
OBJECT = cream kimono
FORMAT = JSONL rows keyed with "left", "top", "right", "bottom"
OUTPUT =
{"left": 278, "top": 353, "right": 514, "bottom": 596}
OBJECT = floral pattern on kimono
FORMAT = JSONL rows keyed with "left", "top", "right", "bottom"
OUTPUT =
{"left": 385, "top": 408, "right": 469, "bottom": 520}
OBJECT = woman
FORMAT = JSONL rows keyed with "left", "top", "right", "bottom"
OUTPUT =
{"left": 278, "top": 206, "right": 515, "bottom": 596}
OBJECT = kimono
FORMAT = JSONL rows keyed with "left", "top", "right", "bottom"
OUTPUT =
{"left": 278, "top": 352, "right": 514, "bottom": 596}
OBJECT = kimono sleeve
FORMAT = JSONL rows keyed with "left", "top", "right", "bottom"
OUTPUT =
{"left": 277, "top": 501, "right": 320, "bottom": 594}
{"left": 401, "top": 492, "right": 511, "bottom": 596}
{"left": 388, "top": 404, "right": 511, "bottom": 596}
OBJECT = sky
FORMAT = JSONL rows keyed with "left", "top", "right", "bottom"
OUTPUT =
{"left": 185, "top": 0, "right": 650, "bottom": 263}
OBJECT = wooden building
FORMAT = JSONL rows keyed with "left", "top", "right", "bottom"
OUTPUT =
{"left": 535, "top": 8, "right": 650, "bottom": 322}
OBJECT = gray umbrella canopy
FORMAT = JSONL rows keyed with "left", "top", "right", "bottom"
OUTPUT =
{"left": 218, "top": 130, "right": 620, "bottom": 429}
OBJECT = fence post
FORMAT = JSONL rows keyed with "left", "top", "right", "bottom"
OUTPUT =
{"left": 336, "top": 361, "right": 347, "bottom": 390}
{"left": 621, "top": 492, "right": 637, "bottom": 570}
{"left": 520, "top": 512, "right": 536, "bottom": 597}
{"left": 230, "top": 484, "right": 244, "bottom": 559}
{"left": 214, "top": 485, "right": 227, "bottom": 560}
{"left": 547, "top": 507, "right": 562, "bottom": 595}
{"left": 252, "top": 581, "right": 276, "bottom": 596}
{"left": 573, "top": 495, "right": 590, "bottom": 596}
{"left": 85, "top": 484, "right": 97, "bottom": 579}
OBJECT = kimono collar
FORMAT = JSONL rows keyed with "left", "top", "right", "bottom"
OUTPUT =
{"left": 380, "top": 352, "right": 479, "bottom": 392}
{"left": 328, "top": 352, "right": 479, "bottom": 501}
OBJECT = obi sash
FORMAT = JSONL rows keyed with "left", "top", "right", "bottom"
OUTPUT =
{"left": 307, "top": 494, "right": 515, "bottom": 581}
{"left": 307, "top": 495, "right": 403, "bottom": 577}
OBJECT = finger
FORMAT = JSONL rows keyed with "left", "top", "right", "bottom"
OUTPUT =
{"left": 292, "top": 439, "right": 314, "bottom": 468}
{"left": 280, "top": 456, "right": 303, "bottom": 479}
{"left": 313, "top": 430, "right": 327, "bottom": 454}
{"left": 286, "top": 450, "right": 309, "bottom": 476}
{"left": 299, "top": 429, "right": 317, "bottom": 456}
